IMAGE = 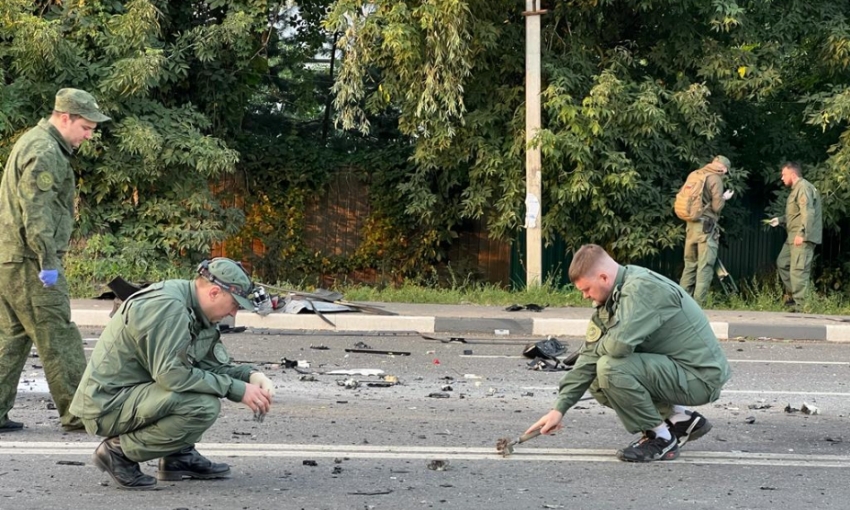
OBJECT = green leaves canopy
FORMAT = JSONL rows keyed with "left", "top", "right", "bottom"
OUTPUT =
{"left": 327, "top": 0, "right": 850, "bottom": 263}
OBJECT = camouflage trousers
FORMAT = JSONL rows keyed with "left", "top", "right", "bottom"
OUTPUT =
{"left": 589, "top": 353, "right": 724, "bottom": 433}
{"left": 0, "top": 258, "right": 85, "bottom": 428}
{"left": 81, "top": 383, "right": 220, "bottom": 462}
{"left": 680, "top": 221, "right": 719, "bottom": 305}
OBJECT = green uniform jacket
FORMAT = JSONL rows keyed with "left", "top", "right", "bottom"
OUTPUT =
{"left": 779, "top": 178, "right": 822, "bottom": 244}
{"left": 0, "top": 119, "right": 75, "bottom": 269}
{"left": 70, "top": 280, "right": 254, "bottom": 420}
{"left": 554, "top": 265, "right": 731, "bottom": 414}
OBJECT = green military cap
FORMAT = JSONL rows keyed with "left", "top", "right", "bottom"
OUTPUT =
{"left": 713, "top": 155, "right": 731, "bottom": 172}
{"left": 54, "top": 88, "right": 111, "bottom": 123}
{"left": 199, "top": 258, "right": 255, "bottom": 310}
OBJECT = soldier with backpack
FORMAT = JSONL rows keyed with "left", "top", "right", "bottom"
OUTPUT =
{"left": 675, "top": 155, "right": 734, "bottom": 305}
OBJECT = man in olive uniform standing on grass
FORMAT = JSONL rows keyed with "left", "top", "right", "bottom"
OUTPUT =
{"left": 71, "top": 258, "right": 276, "bottom": 490}
{"left": 0, "top": 88, "right": 110, "bottom": 432}
{"left": 679, "top": 155, "right": 735, "bottom": 305}
{"left": 526, "top": 244, "right": 730, "bottom": 462}
{"left": 767, "top": 162, "right": 822, "bottom": 309}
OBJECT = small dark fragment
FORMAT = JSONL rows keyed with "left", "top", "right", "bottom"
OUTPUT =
{"left": 281, "top": 358, "right": 298, "bottom": 368}
{"left": 310, "top": 344, "right": 329, "bottom": 350}
{"left": 504, "top": 304, "right": 523, "bottom": 312}
{"left": 426, "top": 460, "right": 449, "bottom": 471}
{"left": 347, "top": 489, "right": 393, "bottom": 496}
{"left": 344, "top": 348, "right": 411, "bottom": 356}
{"left": 56, "top": 460, "right": 85, "bottom": 466}
{"left": 366, "top": 381, "right": 395, "bottom": 387}
{"left": 748, "top": 403, "right": 772, "bottom": 410}
{"left": 332, "top": 466, "right": 343, "bottom": 474}
{"left": 462, "top": 350, "right": 474, "bottom": 355}
{"left": 303, "top": 460, "right": 318, "bottom": 466}
{"left": 524, "top": 303, "right": 545, "bottom": 312}
{"left": 353, "top": 341, "right": 372, "bottom": 349}
{"left": 427, "top": 392, "right": 450, "bottom": 399}
{"left": 441, "top": 385, "right": 453, "bottom": 392}
{"left": 760, "top": 486, "right": 777, "bottom": 491}
{"left": 232, "top": 431, "right": 252, "bottom": 436}
{"left": 744, "top": 416, "right": 756, "bottom": 424}
{"left": 784, "top": 404, "right": 800, "bottom": 414}
{"left": 825, "top": 437, "right": 843, "bottom": 443}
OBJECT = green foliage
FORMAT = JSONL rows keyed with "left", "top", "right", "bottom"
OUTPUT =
{"left": 64, "top": 234, "right": 192, "bottom": 298}
{"left": 326, "top": 0, "right": 850, "bottom": 278}
{"left": 0, "top": 0, "right": 270, "bottom": 269}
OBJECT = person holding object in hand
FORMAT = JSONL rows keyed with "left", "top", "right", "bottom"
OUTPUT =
{"left": 765, "top": 162, "right": 822, "bottom": 310}
{"left": 70, "top": 258, "right": 275, "bottom": 490}
{"left": 677, "top": 155, "right": 734, "bottom": 305}
{"left": 526, "top": 245, "right": 730, "bottom": 463}
{"left": 0, "top": 88, "right": 110, "bottom": 433}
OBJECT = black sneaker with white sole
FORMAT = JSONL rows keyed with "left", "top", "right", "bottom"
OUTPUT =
{"left": 666, "top": 411, "right": 712, "bottom": 447}
{"left": 616, "top": 430, "right": 679, "bottom": 462}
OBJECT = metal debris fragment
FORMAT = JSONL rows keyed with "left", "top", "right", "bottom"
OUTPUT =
{"left": 801, "top": 402, "right": 820, "bottom": 415}
{"left": 426, "top": 460, "right": 449, "bottom": 471}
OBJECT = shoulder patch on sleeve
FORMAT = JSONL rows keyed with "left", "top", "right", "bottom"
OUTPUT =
{"left": 36, "top": 172, "right": 54, "bottom": 191}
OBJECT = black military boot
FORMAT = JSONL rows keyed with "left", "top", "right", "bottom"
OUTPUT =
{"left": 0, "top": 415, "right": 24, "bottom": 432}
{"left": 157, "top": 446, "right": 231, "bottom": 481}
{"left": 92, "top": 437, "right": 157, "bottom": 490}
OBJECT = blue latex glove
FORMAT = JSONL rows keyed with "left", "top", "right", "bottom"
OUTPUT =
{"left": 39, "top": 269, "right": 59, "bottom": 287}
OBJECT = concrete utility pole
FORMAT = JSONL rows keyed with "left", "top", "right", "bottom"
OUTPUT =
{"left": 524, "top": 0, "right": 546, "bottom": 287}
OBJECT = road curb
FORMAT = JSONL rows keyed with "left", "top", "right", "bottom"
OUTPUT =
{"left": 69, "top": 309, "right": 848, "bottom": 342}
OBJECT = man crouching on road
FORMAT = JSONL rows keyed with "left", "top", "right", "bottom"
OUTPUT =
{"left": 70, "top": 258, "right": 276, "bottom": 489}
{"left": 525, "top": 244, "right": 730, "bottom": 462}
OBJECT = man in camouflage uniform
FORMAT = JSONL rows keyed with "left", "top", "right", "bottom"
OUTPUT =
{"left": 526, "top": 244, "right": 730, "bottom": 462}
{"left": 71, "top": 258, "right": 276, "bottom": 490}
{"left": 767, "top": 162, "right": 822, "bottom": 309}
{"left": 0, "top": 89, "right": 110, "bottom": 432}
{"left": 679, "top": 155, "right": 734, "bottom": 305}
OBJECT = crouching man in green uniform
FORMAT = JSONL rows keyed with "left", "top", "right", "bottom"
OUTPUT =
{"left": 525, "top": 244, "right": 731, "bottom": 462}
{"left": 70, "top": 258, "right": 276, "bottom": 489}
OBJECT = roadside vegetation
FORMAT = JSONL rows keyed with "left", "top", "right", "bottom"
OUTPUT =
{"left": 6, "top": 1, "right": 850, "bottom": 312}
{"left": 66, "top": 246, "right": 850, "bottom": 316}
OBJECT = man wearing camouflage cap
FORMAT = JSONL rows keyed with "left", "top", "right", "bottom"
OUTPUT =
{"left": 678, "top": 155, "right": 735, "bottom": 305}
{"left": 0, "top": 88, "right": 110, "bottom": 433}
{"left": 70, "top": 258, "right": 276, "bottom": 490}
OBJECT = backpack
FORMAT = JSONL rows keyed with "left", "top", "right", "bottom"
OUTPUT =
{"left": 674, "top": 170, "right": 708, "bottom": 221}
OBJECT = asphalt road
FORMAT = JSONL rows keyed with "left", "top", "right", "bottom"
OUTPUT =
{"left": 2, "top": 328, "right": 850, "bottom": 509}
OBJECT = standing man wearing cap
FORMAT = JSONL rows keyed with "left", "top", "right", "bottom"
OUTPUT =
{"left": 678, "top": 155, "right": 734, "bottom": 305}
{"left": 0, "top": 88, "right": 110, "bottom": 432}
{"left": 70, "top": 257, "right": 275, "bottom": 490}
{"left": 766, "top": 162, "right": 822, "bottom": 310}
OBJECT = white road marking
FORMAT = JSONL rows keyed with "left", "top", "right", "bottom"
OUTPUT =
{"left": 1, "top": 441, "right": 849, "bottom": 468}
{"left": 463, "top": 355, "right": 849, "bottom": 365}
{"left": 520, "top": 386, "right": 850, "bottom": 397}
{"left": 728, "top": 359, "right": 849, "bottom": 365}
